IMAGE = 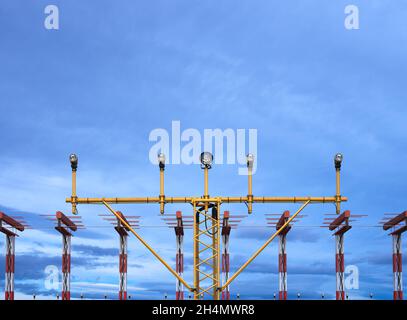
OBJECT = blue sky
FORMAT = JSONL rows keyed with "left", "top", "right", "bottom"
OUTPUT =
{"left": 0, "top": 0, "right": 406, "bottom": 299}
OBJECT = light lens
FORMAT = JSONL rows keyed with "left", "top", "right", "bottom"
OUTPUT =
{"left": 69, "top": 154, "right": 78, "bottom": 169}
{"left": 200, "top": 152, "right": 213, "bottom": 166}
{"left": 70, "top": 153, "right": 77, "bottom": 164}
{"left": 157, "top": 153, "right": 166, "bottom": 165}
{"left": 246, "top": 153, "right": 254, "bottom": 168}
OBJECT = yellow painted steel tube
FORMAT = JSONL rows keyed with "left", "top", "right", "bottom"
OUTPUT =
{"left": 203, "top": 167, "right": 209, "bottom": 211}
{"left": 221, "top": 200, "right": 311, "bottom": 289}
{"left": 66, "top": 196, "right": 347, "bottom": 204}
{"left": 159, "top": 168, "right": 165, "bottom": 214}
{"left": 102, "top": 201, "right": 192, "bottom": 291}
{"left": 216, "top": 201, "right": 221, "bottom": 299}
{"left": 71, "top": 170, "right": 77, "bottom": 215}
{"left": 193, "top": 202, "right": 199, "bottom": 299}
{"left": 247, "top": 166, "right": 253, "bottom": 214}
{"left": 204, "top": 168, "right": 209, "bottom": 198}
{"left": 336, "top": 169, "right": 341, "bottom": 214}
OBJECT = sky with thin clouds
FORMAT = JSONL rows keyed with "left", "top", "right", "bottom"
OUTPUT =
{"left": 0, "top": 0, "right": 406, "bottom": 299}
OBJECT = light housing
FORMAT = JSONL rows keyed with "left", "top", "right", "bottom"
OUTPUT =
{"left": 70, "top": 153, "right": 78, "bottom": 170}
{"left": 200, "top": 152, "right": 213, "bottom": 169}
{"left": 334, "top": 153, "right": 343, "bottom": 169}
{"left": 158, "top": 153, "right": 166, "bottom": 169}
{"left": 246, "top": 153, "right": 254, "bottom": 168}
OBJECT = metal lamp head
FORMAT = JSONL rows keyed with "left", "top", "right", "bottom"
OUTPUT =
{"left": 246, "top": 153, "right": 254, "bottom": 169}
{"left": 200, "top": 152, "right": 213, "bottom": 169}
{"left": 334, "top": 153, "right": 343, "bottom": 169}
{"left": 158, "top": 153, "right": 166, "bottom": 169}
{"left": 69, "top": 153, "right": 78, "bottom": 170}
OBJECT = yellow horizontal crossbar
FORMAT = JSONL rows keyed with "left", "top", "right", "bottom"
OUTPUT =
{"left": 67, "top": 196, "right": 347, "bottom": 205}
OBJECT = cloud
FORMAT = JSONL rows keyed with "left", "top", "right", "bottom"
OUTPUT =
{"left": 236, "top": 227, "right": 322, "bottom": 243}
{"left": 73, "top": 244, "right": 118, "bottom": 257}
{"left": 230, "top": 255, "right": 333, "bottom": 276}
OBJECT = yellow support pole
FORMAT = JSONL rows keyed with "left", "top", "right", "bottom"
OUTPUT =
{"left": 71, "top": 169, "right": 77, "bottom": 215}
{"left": 216, "top": 201, "right": 221, "bottom": 299}
{"left": 336, "top": 168, "right": 341, "bottom": 214}
{"left": 159, "top": 167, "right": 165, "bottom": 214}
{"left": 102, "top": 201, "right": 192, "bottom": 291}
{"left": 204, "top": 167, "right": 209, "bottom": 212}
{"left": 221, "top": 200, "right": 311, "bottom": 289}
{"left": 247, "top": 165, "right": 253, "bottom": 214}
{"left": 193, "top": 202, "right": 199, "bottom": 300}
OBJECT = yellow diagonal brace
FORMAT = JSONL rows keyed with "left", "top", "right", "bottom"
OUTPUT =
{"left": 196, "top": 238, "right": 218, "bottom": 252}
{"left": 197, "top": 228, "right": 214, "bottom": 238}
{"left": 221, "top": 200, "right": 311, "bottom": 289}
{"left": 199, "top": 284, "right": 217, "bottom": 295}
{"left": 198, "top": 269, "right": 216, "bottom": 282}
{"left": 199, "top": 245, "right": 212, "bottom": 254}
{"left": 102, "top": 201, "right": 192, "bottom": 291}
{"left": 197, "top": 255, "right": 216, "bottom": 268}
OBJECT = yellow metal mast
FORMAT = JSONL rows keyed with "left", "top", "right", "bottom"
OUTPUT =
{"left": 66, "top": 152, "right": 347, "bottom": 300}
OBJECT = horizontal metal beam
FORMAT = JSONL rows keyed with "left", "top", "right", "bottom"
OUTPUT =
{"left": 67, "top": 196, "right": 347, "bottom": 205}
{"left": 390, "top": 225, "right": 407, "bottom": 235}
{"left": 276, "top": 210, "right": 291, "bottom": 230}
{"left": 329, "top": 210, "right": 351, "bottom": 230}
{"left": 55, "top": 226, "right": 72, "bottom": 237}
{"left": 383, "top": 211, "right": 407, "bottom": 230}
{"left": 334, "top": 225, "right": 352, "bottom": 236}
{"left": 0, "top": 212, "right": 25, "bottom": 231}
{"left": 0, "top": 226, "right": 18, "bottom": 237}
{"left": 56, "top": 211, "right": 77, "bottom": 231}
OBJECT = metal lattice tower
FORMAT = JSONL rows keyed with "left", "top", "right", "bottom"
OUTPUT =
{"left": 5, "top": 234, "right": 15, "bottom": 300}
{"left": 118, "top": 228, "right": 128, "bottom": 300}
{"left": 392, "top": 233, "right": 403, "bottom": 300}
{"left": 55, "top": 211, "right": 81, "bottom": 300}
{"left": 193, "top": 198, "right": 221, "bottom": 299}
{"left": 221, "top": 211, "right": 231, "bottom": 300}
{"left": 335, "top": 233, "right": 345, "bottom": 300}
{"left": 327, "top": 210, "right": 352, "bottom": 300}
{"left": 0, "top": 212, "right": 26, "bottom": 300}
{"left": 175, "top": 211, "right": 184, "bottom": 300}
{"left": 62, "top": 231, "right": 71, "bottom": 300}
{"left": 382, "top": 211, "right": 406, "bottom": 300}
{"left": 277, "top": 211, "right": 291, "bottom": 300}
{"left": 99, "top": 211, "right": 139, "bottom": 300}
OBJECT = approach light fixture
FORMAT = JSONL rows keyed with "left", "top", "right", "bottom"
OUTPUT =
{"left": 70, "top": 153, "right": 78, "bottom": 171}
{"left": 200, "top": 152, "right": 213, "bottom": 169}
{"left": 158, "top": 153, "right": 166, "bottom": 169}
{"left": 246, "top": 153, "right": 254, "bottom": 168}
{"left": 334, "top": 153, "right": 343, "bottom": 169}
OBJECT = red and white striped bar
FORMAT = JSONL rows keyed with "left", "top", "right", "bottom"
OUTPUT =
{"left": 383, "top": 210, "right": 406, "bottom": 300}
{"left": 221, "top": 211, "right": 231, "bottom": 300}
{"left": 55, "top": 211, "right": 78, "bottom": 300}
{"left": 1, "top": 212, "right": 25, "bottom": 300}
{"left": 277, "top": 211, "right": 291, "bottom": 300}
{"left": 115, "top": 211, "right": 129, "bottom": 300}
{"left": 118, "top": 231, "right": 128, "bottom": 300}
{"left": 61, "top": 233, "right": 71, "bottom": 300}
{"left": 335, "top": 233, "right": 345, "bottom": 300}
{"left": 5, "top": 234, "right": 15, "bottom": 300}
{"left": 392, "top": 233, "right": 403, "bottom": 300}
{"left": 175, "top": 211, "right": 184, "bottom": 300}
{"left": 329, "top": 210, "right": 351, "bottom": 301}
